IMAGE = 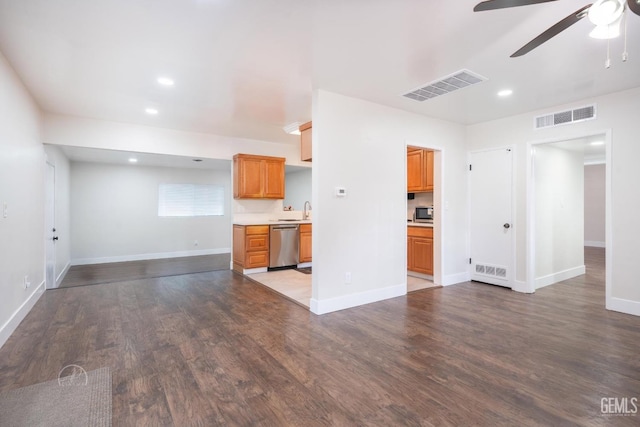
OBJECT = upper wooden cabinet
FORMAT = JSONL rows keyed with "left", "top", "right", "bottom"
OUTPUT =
{"left": 407, "top": 147, "right": 434, "bottom": 193}
{"left": 233, "top": 154, "right": 285, "bottom": 199}
{"left": 299, "top": 121, "right": 312, "bottom": 162}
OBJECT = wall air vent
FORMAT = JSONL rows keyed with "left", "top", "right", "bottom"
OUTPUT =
{"left": 402, "top": 69, "right": 488, "bottom": 102}
{"left": 475, "top": 263, "right": 508, "bottom": 280}
{"left": 534, "top": 104, "right": 596, "bottom": 130}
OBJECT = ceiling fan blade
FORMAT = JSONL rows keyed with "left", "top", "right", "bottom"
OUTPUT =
{"left": 628, "top": 0, "right": 640, "bottom": 16}
{"left": 511, "top": 4, "right": 592, "bottom": 57}
{"left": 474, "top": 0, "right": 558, "bottom": 12}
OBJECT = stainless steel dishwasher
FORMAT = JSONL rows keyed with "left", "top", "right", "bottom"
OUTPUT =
{"left": 269, "top": 224, "right": 299, "bottom": 268}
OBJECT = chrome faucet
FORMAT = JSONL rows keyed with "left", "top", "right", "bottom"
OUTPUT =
{"left": 303, "top": 201, "right": 312, "bottom": 220}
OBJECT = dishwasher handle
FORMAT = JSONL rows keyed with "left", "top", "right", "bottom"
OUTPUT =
{"left": 271, "top": 225, "right": 299, "bottom": 230}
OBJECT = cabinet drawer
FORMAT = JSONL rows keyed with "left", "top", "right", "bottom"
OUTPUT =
{"left": 246, "top": 225, "right": 269, "bottom": 235}
{"left": 408, "top": 226, "right": 433, "bottom": 238}
{"left": 245, "top": 251, "right": 268, "bottom": 268}
{"left": 246, "top": 235, "right": 269, "bottom": 251}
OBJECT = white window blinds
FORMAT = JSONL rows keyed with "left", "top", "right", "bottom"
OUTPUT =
{"left": 158, "top": 184, "right": 224, "bottom": 217}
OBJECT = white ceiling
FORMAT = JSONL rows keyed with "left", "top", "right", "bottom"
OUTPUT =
{"left": 2, "top": 0, "right": 639, "bottom": 145}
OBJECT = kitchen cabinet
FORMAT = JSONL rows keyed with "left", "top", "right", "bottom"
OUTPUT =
{"left": 407, "top": 147, "right": 434, "bottom": 193}
{"left": 299, "top": 223, "right": 312, "bottom": 263}
{"left": 233, "top": 154, "right": 285, "bottom": 199}
{"left": 407, "top": 226, "right": 433, "bottom": 275}
{"left": 233, "top": 225, "right": 270, "bottom": 272}
{"left": 300, "top": 121, "right": 312, "bottom": 162}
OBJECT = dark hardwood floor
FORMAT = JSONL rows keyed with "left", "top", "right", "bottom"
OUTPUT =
{"left": 1, "top": 247, "right": 638, "bottom": 425}
{"left": 60, "top": 253, "right": 231, "bottom": 288}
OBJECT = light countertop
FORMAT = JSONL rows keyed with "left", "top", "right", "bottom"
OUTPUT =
{"left": 234, "top": 219, "right": 312, "bottom": 226}
{"left": 407, "top": 221, "right": 433, "bottom": 228}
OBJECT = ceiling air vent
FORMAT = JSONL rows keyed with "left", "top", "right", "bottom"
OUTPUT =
{"left": 534, "top": 104, "right": 596, "bottom": 130}
{"left": 402, "top": 69, "right": 487, "bottom": 102}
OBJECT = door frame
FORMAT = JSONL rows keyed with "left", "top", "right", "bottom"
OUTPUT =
{"left": 45, "top": 160, "right": 56, "bottom": 289}
{"left": 405, "top": 141, "right": 444, "bottom": 287}
{"left": 526, "top": 129, "right": 612, "bottom": 297}
{"left": 467, "top": 145, "right": 517, "bottom": 290}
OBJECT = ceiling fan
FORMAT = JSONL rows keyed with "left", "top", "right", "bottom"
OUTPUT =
{"left": 474, "top": 0, "right": 640, "bottom": 57}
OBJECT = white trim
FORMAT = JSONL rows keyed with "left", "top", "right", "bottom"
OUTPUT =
{"left": 0, "top": 281, "right": 45, "bottom": 350}
{"left": 71, "top": 248, "right": 231, "bottom": 266}
{"left": 442, "top": 271, "right": 470, "bottom": 286}
{"left": 242, "top": 267, "right": 268, "bottom": 275}
{"left": 584, "top": 240, "right": 606, "bottom": 248}
{"left": 535, "top": 265, "right": 586, "bottom": 289}
{"left": 607, "top": 297, "right": 640, "bottom": 317}
{"left": 297, "top": 262, "right": 312, "bottom": 268}
{"left": 310, "top": 283, "right": 406, "bottom": 315}
{"left": 55, "top": 261, "right": 71, "bottom": 288}
{"left": 512, "top": 280, "right": 530, "bottom": 293}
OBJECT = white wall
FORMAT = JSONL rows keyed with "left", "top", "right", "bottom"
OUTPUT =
{"left": 467, "top": 86, "right": 640, "bottom": 315}
{"left": 0, "top": 51, "right": 45, "bottom": 347}
{"left": 584, "top": 164, "right": 605, "bottom": 247}
{"left": 43, "top": 145, "right": 71, "bottom": 285}
{"left": 70, "top": 162, "right": 232, "bottom": 264}
{"left": 311, "top": 90, "right": 468, "bottom": 314}
{"left": 284, "top": 169, "right": 312, "bottom": 211}
{"left": 534, "top": 144, "right": 584, "bottom": 288}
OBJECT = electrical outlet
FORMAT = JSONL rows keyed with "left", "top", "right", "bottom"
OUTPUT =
{"left": 345, "top": 272, "right": 351, "bottom": 284}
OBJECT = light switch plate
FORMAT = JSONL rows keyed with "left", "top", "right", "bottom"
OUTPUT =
{"left": 335, "top": 187, "right": 347, "bottom": 197}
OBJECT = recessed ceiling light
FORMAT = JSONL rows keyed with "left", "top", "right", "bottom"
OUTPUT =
{"left": 157, "top": 77, "right": 174, "bottom": 86}
{"left": 590, "top": 141, "right": 605, "bottom": 146}
{"left": 283, "top": 122, "right": 302, "bottom": 135}
{"left": 145, "top": 108, "right": 158, "bottom": 115}
{"left": 498, "top": 89, "right": 513, "bottom": 97}
{"left": 128, "top": 158, "right": 138, "bottom": 163}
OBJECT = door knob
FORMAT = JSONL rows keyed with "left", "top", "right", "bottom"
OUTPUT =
{"left": 53, "top": 236, "right": 59, "bottom": 241}
{"left": 503, "top": 223, "right": 511, "bottom": 229}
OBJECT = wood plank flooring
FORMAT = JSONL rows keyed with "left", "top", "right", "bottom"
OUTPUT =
{"left": 1, "top": 247, "right": 639, "bottom": 425}
{"left": 60, "top": 253, "right": 231, "bottom": 288}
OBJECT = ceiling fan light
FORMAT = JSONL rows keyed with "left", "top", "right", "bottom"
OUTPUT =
{"left": 589, "top": 15, "right": 623, "bottom": 39}
{"left": 588, "top": 0, "right": 625, "bottom": 26}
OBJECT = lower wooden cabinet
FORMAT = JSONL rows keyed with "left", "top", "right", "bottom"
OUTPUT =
{"left": 299, "top": 223, "right": 312, "bottom": 263}
{"left": 233, "top": 225, "right": 269, "bottom": 272}
{"left": 407, "top": 226, "right": 433, "bottom": 275}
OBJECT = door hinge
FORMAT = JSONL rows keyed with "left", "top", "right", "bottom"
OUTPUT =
{"left": 469, "top": 258, "right": 472, "bottom": 264}
{"left": 469, "top": 164, "right": 472, "bottom": 171}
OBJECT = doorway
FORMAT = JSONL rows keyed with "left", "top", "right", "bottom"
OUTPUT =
{"left": 405, "top": 142, "right": 443, "bottom": 292}
{"left": 529, "top": 134, "right": 607, "bottom": 291}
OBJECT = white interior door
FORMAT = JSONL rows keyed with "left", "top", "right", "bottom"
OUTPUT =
{"left": 45, "top": 162, "right": 56, "bottom": 289}
{"left": 469, "top": 148, "right": 514, "bottom": 288}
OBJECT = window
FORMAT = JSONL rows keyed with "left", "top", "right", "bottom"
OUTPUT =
{"left": 158, "top": 184, "right": 224, "bottom": 217}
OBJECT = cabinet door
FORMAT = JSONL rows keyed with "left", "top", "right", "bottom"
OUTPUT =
{"left": 300, "top": 122, "right": 312, "bottom": 162}
{"left": 263, "top": 159, "right": 285, "bottom": 199}
{"left": 407, "top": 149, "right": 425, "bottom": 192}
{"left": 407, "top": 237, "right": 413, "bottom": 269}
{"left": 299, "top": 230, "right": 312, "bottom": 263}
{"left": 425, "top": 150, "right": 434, "bottom": 192}
{"left": 411, "top": 237, "right": 433, "bottom": 275}
{"left": 237, "top": 157, "right": 264, "bottom": 198}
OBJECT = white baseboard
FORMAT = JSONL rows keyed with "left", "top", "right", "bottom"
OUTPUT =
{"left": 607, "top": 297, "right": 640, "bottom": 317}
{"left": 71, "top": 248, "right": 231, "bottom": 266}
{"left": 0, "top": 281, "right": 45, "bottom": 350}
{"left": 585, "top": 241, "right": 606, "bottom": 248}
{"left": 512, "top": 280, "right": 532, "bottom": 293}
{"left": 310, "top": 283, "right": 406, "bottom": 315}
{"left": 297, "top": 262, "right": 312, "bottom": 268}
{"left": 442, "top": 271, "right": 470, "bottom": 287}
{"left": 535, "top": 265, "right": 585, "bottom": 290}
{"left": 55, "top": 262, "right": 71, "bottom": 288}
{"left": 242, "top": 267, "right": 268, "bottom": 275}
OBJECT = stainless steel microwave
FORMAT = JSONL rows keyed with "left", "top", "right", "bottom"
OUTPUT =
{"left": 414, "top": 206, "right": 433, "bottom": 222}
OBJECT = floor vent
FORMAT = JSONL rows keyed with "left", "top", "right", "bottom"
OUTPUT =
{"left": 475, "top": 263, "right": 508, "bottom": 280}
{"left": 534, "top": 104, "right": 596, "bottom": 129}
{"left": 402, "top": 69, "right": 487, "bottom": 102}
